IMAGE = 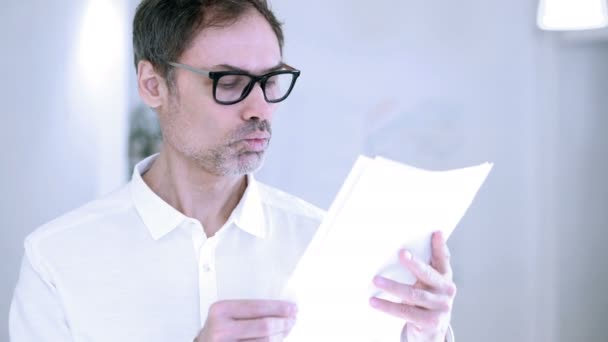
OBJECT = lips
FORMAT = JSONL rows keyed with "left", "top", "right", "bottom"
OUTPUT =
{"left": 242, "top": 134, "right": 271, "bottom": 140}
{"left": 240, "top": 138, "right": 269, "bottom": 152}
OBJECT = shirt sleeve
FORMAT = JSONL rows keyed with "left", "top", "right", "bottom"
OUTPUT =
{"left": 9, "top": 245, "right": 73, "bottom": 341}
{"left": 401, "top": 324, "right": 455, "bottom": 342}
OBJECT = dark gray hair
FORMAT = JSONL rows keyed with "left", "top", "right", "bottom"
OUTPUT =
{"left": 132, "top": 0, "right": 284, "bottom": 83}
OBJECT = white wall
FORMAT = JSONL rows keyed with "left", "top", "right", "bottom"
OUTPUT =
{"left": 0, "top": 1, "right": 130, "bottom": 340}
{"left": 1, "top": 1, "right": 607, "bottom": 341}
{"left": 553, "top": 41, "right": 608, "bottom": 341}
{"left": 260, "top": 1, "right": 607, "bottom": 341}
{"left": 259, "top": 1, "right": 544, "bottom": 341}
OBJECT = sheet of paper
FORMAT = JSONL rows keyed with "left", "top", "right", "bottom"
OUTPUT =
{"left": 283, "top": 156, "right": 493, "bottom": 341}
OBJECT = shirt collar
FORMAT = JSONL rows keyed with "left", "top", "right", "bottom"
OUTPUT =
{"left": 131, "top": 154, "right": 187, "bottom": 240}
{"left": 232, "top": 173, "right": 267, "bottom": 239}
{"left": 131, "top": 154, "right": 267, "bottom": 240}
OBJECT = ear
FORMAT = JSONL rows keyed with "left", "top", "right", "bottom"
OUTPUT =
{"left": 137, "top": 60, "right": 169, "bottom": 108}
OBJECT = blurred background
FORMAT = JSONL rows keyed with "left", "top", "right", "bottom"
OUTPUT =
{"left": 1, "top": 0, "right": 607, "bottom": 341}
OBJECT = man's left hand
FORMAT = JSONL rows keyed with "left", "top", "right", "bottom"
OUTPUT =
{"left": 369, "top": 231, "right": 456, "bottom": 342}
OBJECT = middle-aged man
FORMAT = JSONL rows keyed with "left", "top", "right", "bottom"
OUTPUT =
{"left": 10, "top": 1, "right": 456, "bottom": 341}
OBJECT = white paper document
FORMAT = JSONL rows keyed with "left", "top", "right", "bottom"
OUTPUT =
{"left": 283, "top": 156, "right": 493, "bottom": 342}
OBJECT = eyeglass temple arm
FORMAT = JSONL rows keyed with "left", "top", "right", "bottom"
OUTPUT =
{"left": 166, "top": 62, "right": 210, "bottom": 77}
{"left": 281, "top": 63, "right": 297, "bottom": 71}
{"left": 167, "top": 61, "right": 298, "bottom": 75}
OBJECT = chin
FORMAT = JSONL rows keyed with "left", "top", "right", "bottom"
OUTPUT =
{"left": 229, "top": 151, "right": 266, "bottom": 175}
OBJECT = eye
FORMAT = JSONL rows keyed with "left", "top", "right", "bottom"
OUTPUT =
{"left": 218, "top": 81, "right": 238, "bottom": 89}
{"left": 217, "top": 75, "right": 247, "bottom": 90}
{"left": 265, "top": 76, "right": 279, "bottom": 87}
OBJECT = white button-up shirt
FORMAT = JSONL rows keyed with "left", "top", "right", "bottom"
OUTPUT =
{"left": 9, "top": 155, "right": 324, "bottom": 341}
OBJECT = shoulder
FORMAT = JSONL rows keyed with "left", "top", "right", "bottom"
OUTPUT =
{"left": 24, "top": 185, "right": 134, "bottom": 260}
{"left": 254, "top": 181, "right": 325, "bottom": 247}
{"left": 255, "top": 181, "right": 325, "bottom": 224}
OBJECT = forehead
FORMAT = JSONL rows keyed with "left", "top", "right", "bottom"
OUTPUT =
{"left": 180, "top": 11, "right": 282, "bottom": 73}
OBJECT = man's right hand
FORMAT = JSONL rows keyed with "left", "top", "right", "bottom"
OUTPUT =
{"left": 194, "top": 300, "right": 298, "bottom": 342}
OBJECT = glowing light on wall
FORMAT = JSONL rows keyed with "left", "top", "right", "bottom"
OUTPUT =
{"left": 70, "top": 0, "right": 129, "bottom": 195}
{"left": 537, "top": 0, "right": 608, "bottom": 30}
{"left": 78, "top": 0, "right": 124, "bottom": 85}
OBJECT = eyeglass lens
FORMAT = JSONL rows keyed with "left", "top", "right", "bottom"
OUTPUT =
{"left": 215, "top": 73, "right": 295, "bottom": 103}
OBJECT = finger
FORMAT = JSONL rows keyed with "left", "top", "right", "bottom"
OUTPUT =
{"left": 369, "top": 297, "right": 438, "bottom": 330}
{"left": 240, "top": 335, "right": 285, "bottom": 342}
{"left": 372, "top": 276, "right": 451, "bottom": 311}
{"left": 431, "top": 231, "right": 453, "bottom": 279}
{"left": 399, "top": 250, "right": 453, "bottom": 294}
{"left": 232, "top": 316, "right": 296, "bottom": 340}
{"left": 210, "top": 300, "right": 297, "bottom": 320}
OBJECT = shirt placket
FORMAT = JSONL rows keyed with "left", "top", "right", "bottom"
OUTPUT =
{"left": 196, "top": 232, "right": 218, "bottom": 327}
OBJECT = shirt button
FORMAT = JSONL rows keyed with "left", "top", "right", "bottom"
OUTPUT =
{"left": 202, "top": 264, "right": 212, "bottom": 272}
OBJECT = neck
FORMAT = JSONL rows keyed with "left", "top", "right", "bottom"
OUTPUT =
{"left": 142, "top": 148, "right": 247, "bottom": 238}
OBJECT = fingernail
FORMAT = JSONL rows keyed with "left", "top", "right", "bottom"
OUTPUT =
{"left": 402, "top": 250, "right": 413, "bottom": 260}
{"left": 373, "top": 276, "right": 387, "bottom": 286}
{"left": 369, "top": 297, "right": 379, "bottom": 308}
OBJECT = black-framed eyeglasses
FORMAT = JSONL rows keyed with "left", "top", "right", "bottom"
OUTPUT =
{"left": 165, "top": 61, "right": 301, "bottom": 105}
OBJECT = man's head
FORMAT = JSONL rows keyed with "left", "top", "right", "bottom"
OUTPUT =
{"left": 133, "top": 0, "right": 285, "bottom": 89}
{"left": 133, "top": 0, "right": 293, "bottom": 176}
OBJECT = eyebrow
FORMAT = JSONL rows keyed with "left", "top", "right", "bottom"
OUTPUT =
{"left": 212, "top": 62, "right": 285, "bottom": 74}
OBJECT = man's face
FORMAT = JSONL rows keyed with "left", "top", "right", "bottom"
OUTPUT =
{"left": 159, "top": 11, "right": 282, "bottom": 176}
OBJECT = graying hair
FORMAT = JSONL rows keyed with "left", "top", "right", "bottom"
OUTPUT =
{"left": 133, "top": 0, "right": 285, "bottom": 87}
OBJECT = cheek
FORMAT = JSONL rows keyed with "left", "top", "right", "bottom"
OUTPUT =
{"left": 168, "top": 81, "right": 243, "bottom": 144}
{"left": 180, "top": 102, "right": 240, "bottom": 144}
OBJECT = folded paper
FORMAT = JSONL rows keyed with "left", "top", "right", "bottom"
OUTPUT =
{"left": 284, "top": 156, "right": 493, "bottom": 341}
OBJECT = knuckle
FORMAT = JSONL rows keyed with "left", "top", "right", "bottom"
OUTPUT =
{"left": 446, "top": 282, "right": 457, "bottom": 297}
{"left": 208, "top": 302, "right": 224, "bottom": 317}
{"left": 399, "top": 304, "right": 413, "bottom": 319}
{"left": 208, "top": 303, "right": 218, "bottom": 316}
{"left": 423, "top": 267, "right": 434, "bottom": 280}
{"left": 407, "top": 287, "right": 418, "bottom": 300}
{"left": 410, "top": 288, "right": 426, "bottom": 302}
{"left": 437, "top": 298, "right": 451, "bottom": 312}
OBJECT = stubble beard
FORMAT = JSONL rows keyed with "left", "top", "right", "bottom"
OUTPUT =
{"left": 200, "top": 122, "right": 271, "bottom": 176}
{"left": 164, "top": 97, "right": 272, "bottom": 176}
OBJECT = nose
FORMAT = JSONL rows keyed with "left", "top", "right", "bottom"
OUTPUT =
{"left": 240, "top": 82, "right": 275, "bottom": 122}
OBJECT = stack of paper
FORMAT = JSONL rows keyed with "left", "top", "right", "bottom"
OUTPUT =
{"left": 283, "top": 155, "right": 493, "bottom": 342}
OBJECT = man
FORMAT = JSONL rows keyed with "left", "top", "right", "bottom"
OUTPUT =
{"left": 10, "top": 1, "right": 456, "bottom": 341}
